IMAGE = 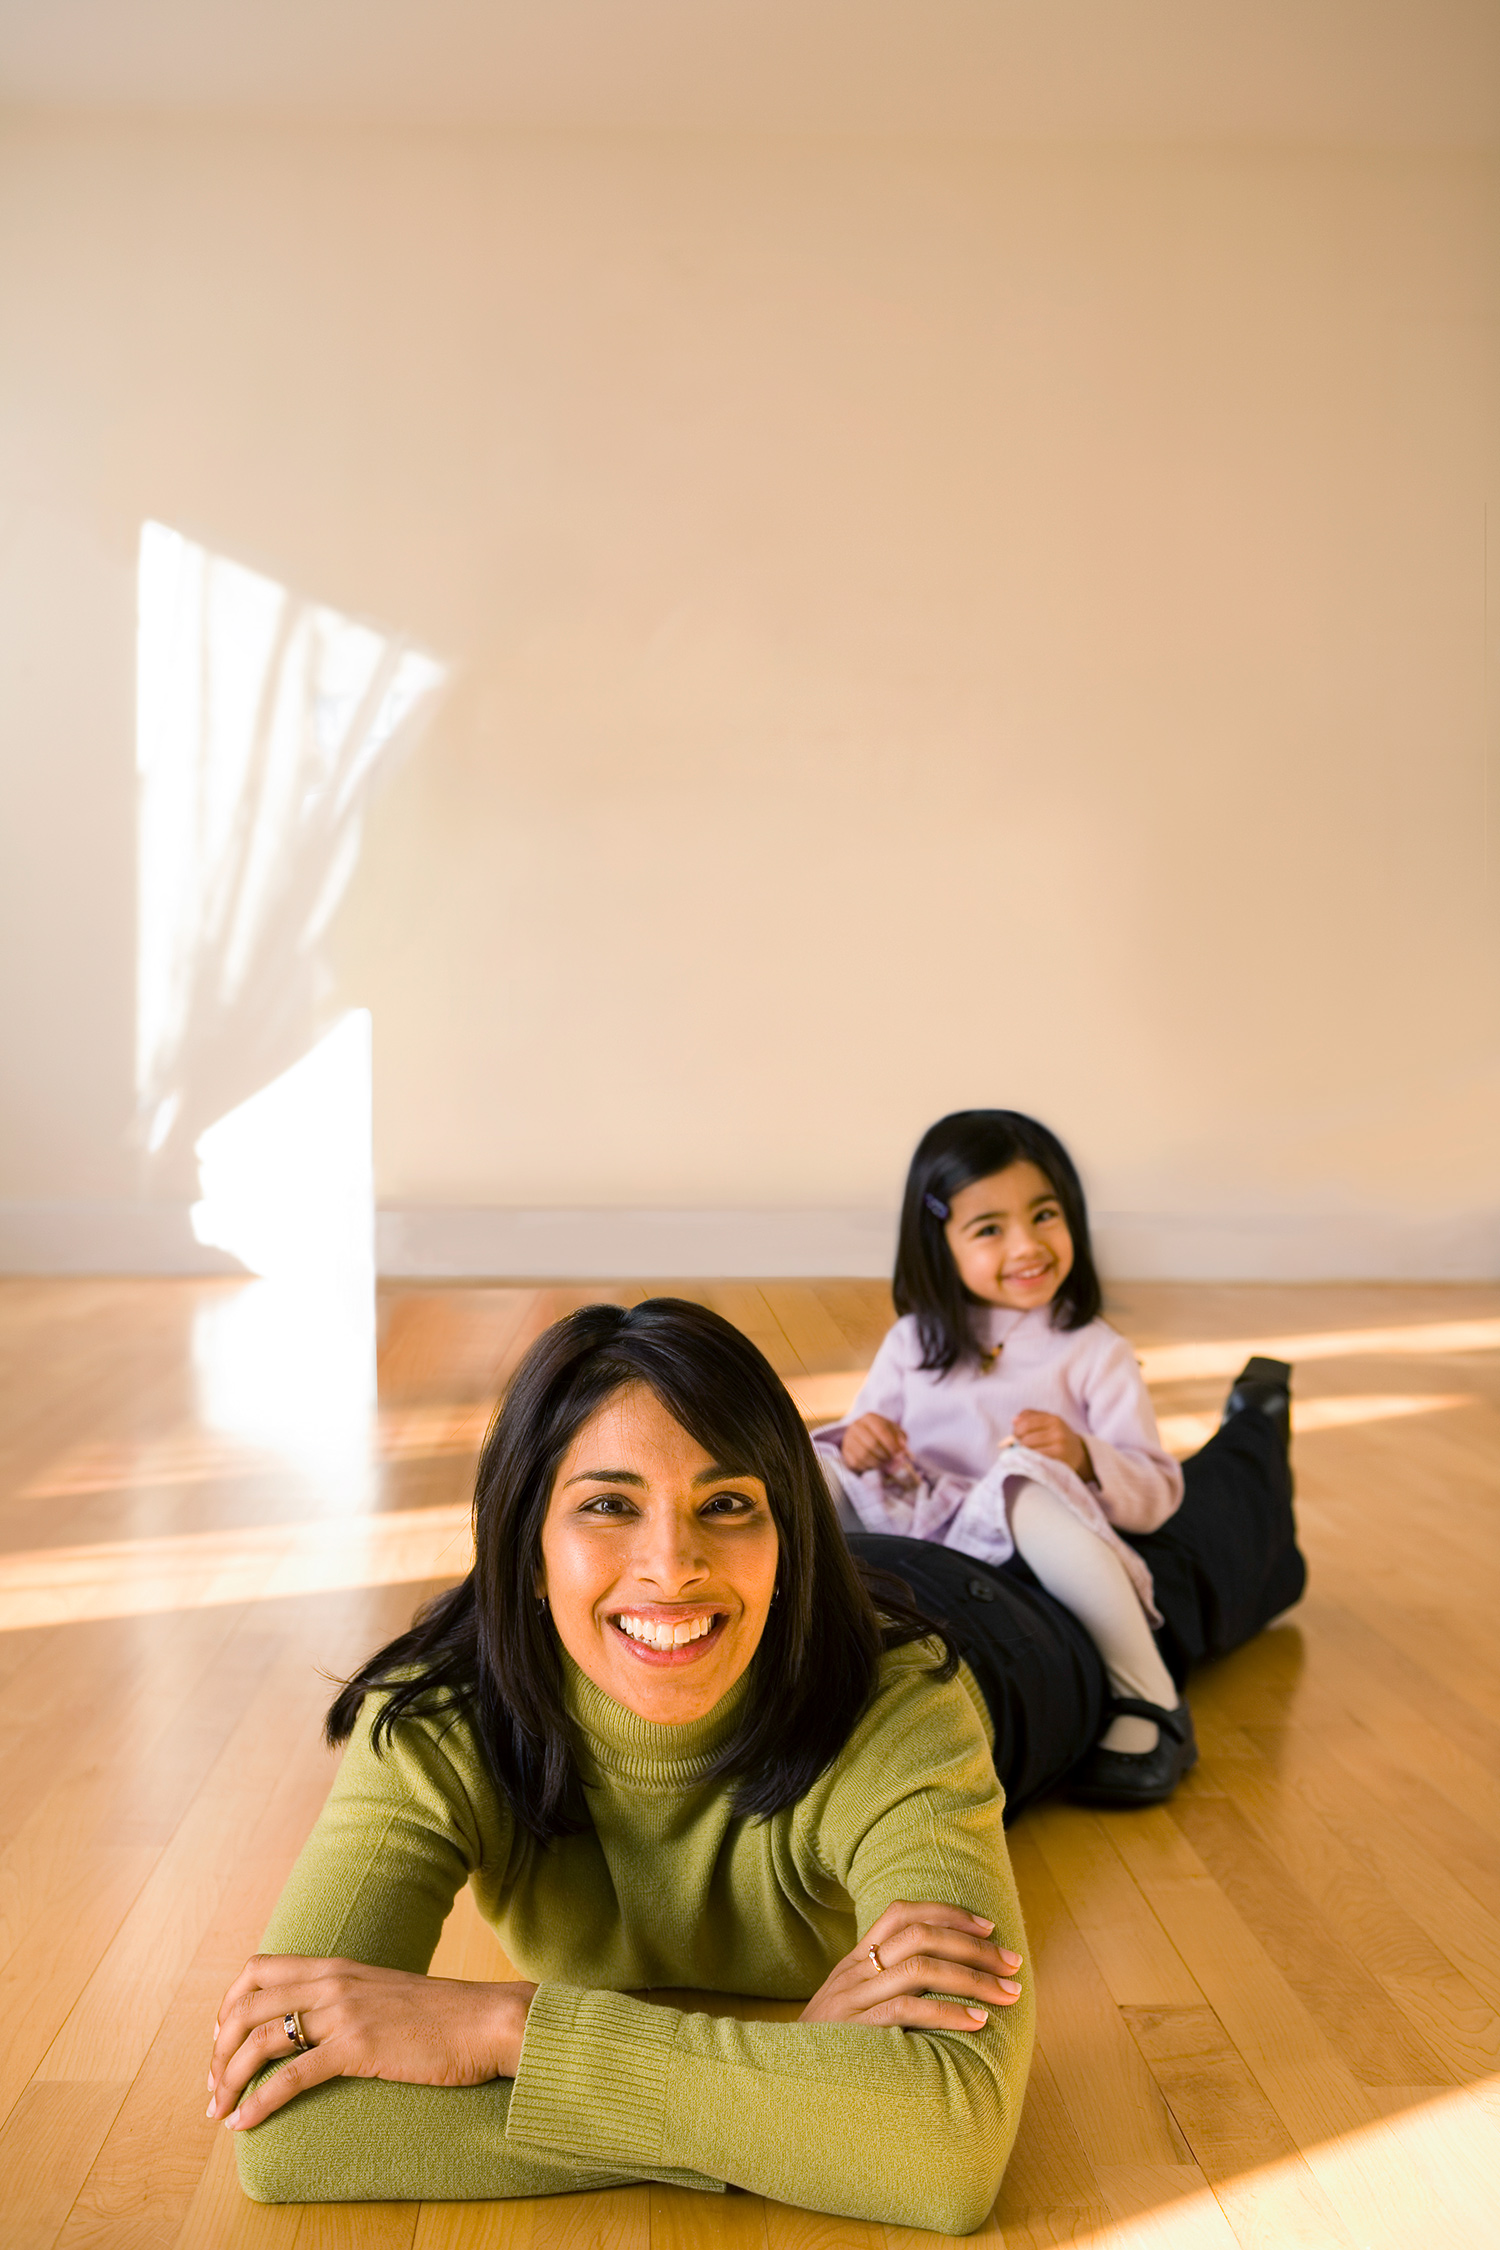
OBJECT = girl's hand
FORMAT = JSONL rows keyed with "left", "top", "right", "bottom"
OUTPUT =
{"left": 206, "top": 1954, "right": 539, "bottom": 2133}
{"left": 1012, "top": 1411, "right": 1093, "bottom": 1481}
{"left": 841, "top": 1414, "right": 908, "bottom": 1473}
{"left": 798, "top": 1902, "right": 1022, "bottom": 2030}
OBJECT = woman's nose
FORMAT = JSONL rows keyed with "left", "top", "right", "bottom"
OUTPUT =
{"left": 636, "top": 1512, "right": 708, "bottom": 1589}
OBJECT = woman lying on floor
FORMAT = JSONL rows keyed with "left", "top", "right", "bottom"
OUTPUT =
{"left": 213, "top": 1298, "right": 1034, "bottom": 2233}
{"left": 211, "top": 1291, "right": 1303, "bottom": 2229}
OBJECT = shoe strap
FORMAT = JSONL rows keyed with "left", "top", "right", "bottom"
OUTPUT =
{"left": 1109, "top": 1696, "right": 1190, "bottom": 1742}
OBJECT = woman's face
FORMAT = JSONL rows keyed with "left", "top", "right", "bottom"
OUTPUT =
{"left": 944, "top": 1159, "right": 1075, "bottom": 1313}
{"left": 537, "top": 1382, "right": 781, "bottom": 1726}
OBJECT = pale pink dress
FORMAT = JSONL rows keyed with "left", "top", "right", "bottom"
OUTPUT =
{"left": 814, "top": 1306, "right": 1183, "bottom": 1622}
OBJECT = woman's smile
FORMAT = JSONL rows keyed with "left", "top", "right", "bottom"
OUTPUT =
{"left": 608, "top": 1604, "right": 730, "bottom": 1662}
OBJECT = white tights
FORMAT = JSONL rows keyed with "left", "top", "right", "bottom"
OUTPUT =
{"left": 1008, "top": 1479, "right": 1180, "bottom": 1753}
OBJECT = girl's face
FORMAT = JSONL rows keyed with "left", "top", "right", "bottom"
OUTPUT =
{"left": 537, "top": 1382, "right": 780, "bottom": 1726}
{"left": 944, "top": 1159, "right": 1075, "bottom": 1314}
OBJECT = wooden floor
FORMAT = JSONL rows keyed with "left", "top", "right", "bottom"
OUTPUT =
{"left": 1, "top": 1276, "right": 1498, "bottom": 2249}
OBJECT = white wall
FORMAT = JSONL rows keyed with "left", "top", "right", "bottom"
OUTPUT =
{"left": 1, "top": 120, "right": 1497, "bottom": 1276}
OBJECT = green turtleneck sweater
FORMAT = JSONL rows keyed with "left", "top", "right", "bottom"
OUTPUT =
{"left": 236, "top": 1644, "right": 1033, "bottom": 2234}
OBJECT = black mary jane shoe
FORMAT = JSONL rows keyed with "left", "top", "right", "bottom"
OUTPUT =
{"left": 1222, "top": 1355, "right": 1293, "bottom": 1453}
{"left": 1068, "top": 1697, "right": 1198, "bottom": 1809}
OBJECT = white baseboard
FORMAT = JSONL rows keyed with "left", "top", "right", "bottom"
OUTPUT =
{"left": 1090, "top": 1209, "right": 1500, "bottom": 1284}
{"left": 374, "top": 1206, "right": 900, "bottom": 1279}
{"left": 3, "top": 1199, "right": 1496, "bottom": 1283}
{"left": 0, "top": 1200, "right": 246, "bottom": 1275}
{"left": 375, "top": 1205, "right": 1500, "bottom": 1284}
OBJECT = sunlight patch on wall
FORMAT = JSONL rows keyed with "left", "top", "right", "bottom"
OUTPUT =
{"left": 135, "top": 521, "right": 444, "bottom": 1172}
{"left": 135, "top": 520, "right": 445, "bottom": 1457}
{"left": 190, "top": 1009, "right": 380, "bottom": 1466}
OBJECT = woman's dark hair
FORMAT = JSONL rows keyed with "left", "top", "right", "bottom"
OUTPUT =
{"left": 893, "top": 1109, "right": 1103, "bottom": 1373}
{"left": 327, "top": 1298, "right": 952, "bottom": 1845}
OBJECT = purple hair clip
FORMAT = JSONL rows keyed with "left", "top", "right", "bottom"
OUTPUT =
{"left": 923, "top": 1192, "right": 949, "bottom": 1221}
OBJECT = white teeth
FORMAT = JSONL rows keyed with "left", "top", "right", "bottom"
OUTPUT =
{"left": 615, "top": 1613, "right": 717, "bottom": 1650}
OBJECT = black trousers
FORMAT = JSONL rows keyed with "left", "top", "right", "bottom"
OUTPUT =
{"left": 847, "top": 1407, "right": 1305, "bottom": 1822}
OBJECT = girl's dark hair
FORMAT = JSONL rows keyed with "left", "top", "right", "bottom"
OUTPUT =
{"left": 893, "top": 1109, "right": 1103, "bottom": 1373}
{"left": 327, "top": 1297, "right": 952, "bottom": 1844}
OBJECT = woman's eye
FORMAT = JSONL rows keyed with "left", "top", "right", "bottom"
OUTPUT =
{"left": 701, "top": 1492, "right": 755, "bottom": 1517}
{"left": 582, "top": 1494, "right": 638, "bottom": 1517}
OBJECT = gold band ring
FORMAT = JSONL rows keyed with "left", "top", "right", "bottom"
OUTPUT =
{"left": 284, "top": 2011, "right": 312, "bottom": 2053}
{"left": 867, "top": 1943, "right": 884, "bottom": 1974}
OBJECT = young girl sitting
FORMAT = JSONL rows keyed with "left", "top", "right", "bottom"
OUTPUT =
{"left": 815, "top": 1109, "right": 1300, "bottom": 1808}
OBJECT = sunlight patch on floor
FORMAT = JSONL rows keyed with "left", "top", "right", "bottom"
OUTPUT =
{"left": 1135, "top": 1317, "right": 1500, "bottom": 1385}
{"left": 18, "top": 1402, "right": 493, "bottom": 1500}
{"left": 0, "top": 1501, "right": 474, "bottom": 1630}
{"left": 1065, "top": 2074, "right": 1500, "bottom": 2250}
{"left": 1156, "top": 1392, "right": 1476, "bottom": 1456}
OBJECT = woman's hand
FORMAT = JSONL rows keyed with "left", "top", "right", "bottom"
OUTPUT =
{"left": 206, "top": 1954, "right": 539, "bottom": 2132}
{"left": 841, "top": 1414, "right": 908, "bottom": 1473}
{"left": 1012, "top": 1410, "right": 1093, "bottom": 1481}
{"left": 798, "top": 1902, "right": 1022, "bottom": 2031}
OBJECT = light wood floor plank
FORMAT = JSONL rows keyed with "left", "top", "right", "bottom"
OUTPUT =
{"left": 1008, "top": 1829, "right": 1191, "bottom": 2170}
{"left": 1202, "top": 1750, "right": 1500, "bottom": 2086}
{"left": 0, "top": 2082, "right": 129, "bottom": 2250}
{"left": 1091, "top": 2167, "right": 1240, "bottom": 2250}
{"left": 1241, "top": 1720, "right": 1500, "bottom": 2017}
{"left": 1165, "top": 1787, "right": 1452, "bottom": 2089}
{"left": 1116, "top": 2008, "right": 1356, "bottom": 2247}
{"left": 291, "top": 2204, "right": 418, "bottom": 2248}
{"left": 1026, "top": 1807, "right": 1205, "bottom": 2012}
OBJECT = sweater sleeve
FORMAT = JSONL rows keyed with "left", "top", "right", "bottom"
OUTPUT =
{"left": 504, "top": 1656, "right": 1033, "bottom": 2235}
{"left": 235, "top": 1699, "right": 706, "bottom": 2205}
{"left": 1077, "top": 1326, "right": 1184, "bottom": 1533}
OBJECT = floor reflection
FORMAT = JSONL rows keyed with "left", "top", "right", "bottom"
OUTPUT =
{"left": 0, "top": 1499, "right": 474, "bottom": 1630}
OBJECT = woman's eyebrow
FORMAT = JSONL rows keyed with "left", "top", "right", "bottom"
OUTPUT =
{"left": 563, "top": 1467, "right": 646, "bottom": 1487}
{"left": 691, "top": 1464, "right": 748, "bottom": 1485}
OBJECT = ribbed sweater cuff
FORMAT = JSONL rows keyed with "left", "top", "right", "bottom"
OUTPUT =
{"left": 507, "top": 1984, "right": 686, "bottom": 2173}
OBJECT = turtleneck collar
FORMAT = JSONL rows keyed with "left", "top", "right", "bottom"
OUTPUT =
{"left": 560, "top": 1648, "right": 752, "bottom": 1790}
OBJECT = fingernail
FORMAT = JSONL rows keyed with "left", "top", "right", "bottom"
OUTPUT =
{"left": 205, "top": 2097, "right": 216, "bottom": 2119}
{"left": 969, "top": 1915, "right": 995, "bottom": 1932}
{"left": 206, "top": 2070, "right": 214, "bottom": 2091}
{"left": 223, "top": 2109, "right": 242, "bottom": 2131}
{"left": 999, "top": 1980, "right": 1022, "bottom": 1997}
{"left": 966, "top": 2007, "right": 989, "bottom": 2024}
{"left": 1000, "top": 1950, "right": 1022, "bottom": 1968}
{"left": 213, "top": 2020, "right": 219, "bottom": 2036}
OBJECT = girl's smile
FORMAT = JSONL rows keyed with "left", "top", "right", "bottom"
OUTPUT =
{"left": 538, "top": 1383, "right": 779, "bottom": 1723}
{"left": 944, "top": 1161, "right": 1076, "bottom": 1314}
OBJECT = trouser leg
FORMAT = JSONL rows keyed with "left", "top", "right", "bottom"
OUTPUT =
{"left": 1123, "top": 1406, "right": 1306, "bottom": 1690}
{"left": 847, "top": 1415, "right": 1305, "bottom": 1816}
{"left": 1007, "top": 1480, "right": 1179, "bottom": 1751}
{"left": 846, "top": 1531, "right": 1107, "bottom": 1823}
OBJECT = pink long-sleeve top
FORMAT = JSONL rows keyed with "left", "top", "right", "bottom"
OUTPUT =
{"left": 814, "top": 1306, "right": 1183, "bottom": 1616}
